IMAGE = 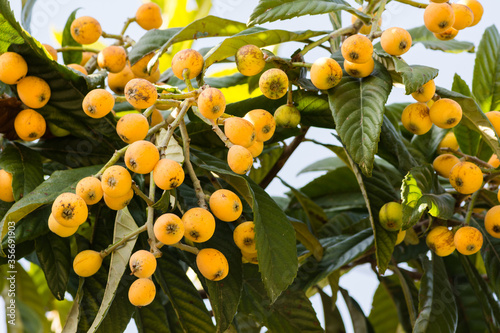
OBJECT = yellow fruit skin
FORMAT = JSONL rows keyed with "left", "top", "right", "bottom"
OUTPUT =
{"left": 310, "top": 57, "right": 343, "bottom": 90}
{"left": 434, "top": 27, "right": 459, "bottom": 41}
{"left": 451, "top": 4, "right": 474, "bottom": 30}
{"left": 128, "top": 278, "right": 156, "bottom": 306}
{"left": 236, "top": 45, "right": 265, "bottom": 76}
{"left": 108, "top": 64, "right": 135, "bottom": 95}
{"left": 82, "top": 89, "right": 115, "bottom": 119}
{"left": 438, "top": 131, "right": 459, "bottom": 153}
{"left": 426, "top": 226, "right": 455, "bottom": 257}
{"left": 424, "top": 3, "right": 455, "bottom": 33}
{"left": 101, "top": 165, "right": 132, "bottom": 198}
{"left": 171, "top": 49, "right": 204, "bottom": 80}
{"left": 0, "top": 52, "right": 28, "bottom": 84}
{"left": 449, "top": 161, "right": 483, "bottom": 194}
{"left": 458, "top": 0, "right": 483, "bottom": 26}
{"left": 80, "top": 52, "right": 95, "bottom": 66}
{"left": 227, "top": 145, "right": 254, "bottom": 175}
{"left": 67, "top": 64, "right": 88, "bottom": 75}
{"left": 241, "top": 249, "right": 259, "bottom": 264}
{"left": 153, "top": 159, "right": 185, "bottom": 190}
{"left": 429, "top": 98, "right": 462, "bottom": 129}
{"left": 125, "top": 140, "right": 160, "bottom": 174}
{"left": 209, "top": 189, "right": 243, "bottom": 222}
{"left": 351, "top": 8, "right": 381, "bottom": 35}
{"left": 154, "top": 213, "right": 185, "bottom": 245}
{"left": 182, "top": 208, "right": 216, "bottom": 243}
{"left": 411, "top": 80, "right": 436, "bottom": 103}
{"left": 117, "top": 113, "right": 149, "bottom": 144}
{"left": 233, "top": 221, "right": 257, "bottom": 253}
{"left": 432, "top": 154, "right": 460, "bottom": 178}
{"left": 401, "top": 103, "right": 433, "bottom": 135}
{"left": 129, "top": 250, "right": 157, "bottom": 278}
{"left": 104, "top": 188, "right": 134, "bottom": 210}
{"left": 196, "top": 248, "right": 229, "bottom": 281}
{"left": 274, "top": 104, "right": 301, "bottom": 128}
{"left": 378, "top": 202, "right": 403, "bottom": 231}
{"left": 485, "top": 205, "right": 500, "bottom": 239}
{"left": 98, "top": 46, "right": 127, "bottom": 73}
{"left": 0, "top": 170, "right": 15, "bottom": 202}
{"left": 198, "top": 88, "right": 226, "bottom": 119}
{"left": 70, "top": 16, "right": 102, "bottom": 45}
{"left": 224, "top": 117, "right": 256, "bottom": 148}
{"left": 76, "top": 176, "right": 103, "bottom": 205}
{"left": 395, "top": 229, "right": 406, "bottom": 245}
{"left": 341, "top": 35, "right": 373, "bottom": 64}
{"left": 48, "top": 214, "right": 78, "bottom": 237}
{"left": 344, "top": 58, "right": 374, "bottom": 78}
{"left": 131, "top": 53, "right": 159, "bottom": 79}
{"left": 246, "top": 140, "right": 264, "bottom": 158}
{"left": 259, "top": 68, "right": 288, "bottom": 100}
{"left": 14, "top": 109, "right": 46, "bottom": 141}
{"left": 17, "top": 76, "right": 51, "bottom": 109}
{"left": 486, "top": 111, "right": 500, "bottom": 136}
{"left": 125, "top": 78, "right": 158, "bottom": 109}
{"left": 380, "top": 27, "right": 412, "bottom": 56}
{"left": 244, "top": 109, "right": 276, "bottom": 142}
{"left": 150, "top": 108, "right": 163, "bottom": 126}
{"left": 454, "top": 226, "right": 483, "bottom": 255}
{"left": 42, "top": 44, "right": 58, "bottom": 61}
{"left": 73, "top": 250, "right": 103, "bottom": 277}
{"left": 489, "top": 154, "right": 500, "bottom": 168}
{"left": 136, "top": 2, "right": 163, "bottom": 30}
{"left": 52, "top": 193, "right": 88, "bottom": 227}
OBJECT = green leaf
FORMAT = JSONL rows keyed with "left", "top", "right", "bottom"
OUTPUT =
{"left": 408, "top": 26, "right": 475, "bottom": 53}
{"left": 0, "top": 142, "right": 43, "bottom": 200}
{"left": 401, "top": 164, "right": 455, "bottom": 229}
{"left": 297, "top": 157, "right": 347, "bottom": 175}
{"left": 380, "top": 274, "right": 418, "bottom": 333}
{"left": 291, "top": 220, "right": 324, "bottom": 261}
{"left": 317, "top": 286, "right": 345, "bottom": 333}
{"left": 368, "top": 282, "right": 399, "bottom": 333}
{"left": 414, "top": 254, "right": 458, "bottom": 332}
{"left": 472, "top": 218, "right": 500, "bottom": 298}
{"left": 34, "top": 232, "right": 71, "bottom": 300}
{"left": 411, "top": 126, "right": 448, "bottom": 163}
{"left": 295, "top": 229, "right": 374, "bottom": 290}
{"left": 154, "top": 247, "right": 215, "bottom": 333}
{"left": 88, "top": 208, "right": 138, "bottom": 332}
{"left": 191, "top": 149, "right": 298, "bottom": 301}
{"left": 203, "top": 28, "right": 329, "bottom": 71}
{"left": 61, "top": 9, "right": 82, "bottom": 65}
{"left": 340, "top": 287, "right": 374, "bottom": 333}
{"left": 20, "top": 0, "right": 36, "bottom": 34}
{"left": 249, "top": 145, "right": 283, "bottom": 185}
{"left": 328, "top": 55, "right": 393, "bottom": 176}
{"left": 452, "top": 73, "right": 472, "bottom": 97}
{"left": 134, "top": 296, "right": 171, "bottom": 333}
{"left": 129, "top": 16, "right": 247, "bottom": 66}
{"left": 473, "top": 25, "right": 500, "bottom": 112}
{"left": 247, "top": 0, "right": 369, "bottom": 26}
{"left": 0, "top": 165, "right": 101, "bottom": 248}
{"left": 239, "top": 265, "right": 323, "bottom": 333}
{"left": 301, "top": 167, "right": 359, "bottom": 200}
{"left": 318, "top": 212, "right": 370, "bottom": 238}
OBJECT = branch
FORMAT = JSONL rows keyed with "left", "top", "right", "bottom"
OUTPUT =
{"left": 94, "top": 145, "right": 129, "bottom": 178}
{"left": 100, "top": 224, "right": 148, "bottom": 257}
{"left": 393, "top": 0, "right": 428, "bottom": 8}
{"left": 147, "top": 169, "right": 161, "bottom": 257}
{"left": 101, "top": 31, "right": 123, "bottom": 42}
{"left": 259, "top": 126, "right": 310, "bottom": 189}
{"left": 367, "top": 0, "right": 386, "bottom": 40}
{"left": 120, "top": 17, "right": 136, "bottom": 36}
{"left": 211, "top": 119, "right": 233, "bottom": 148}
{"left": 169, "top": 242, "right": 200, "bottom": 255}
{"left": 464, "top": 191, "right": 480, "bottom": 226}
{"left": 300, "top": 26, "right": 357, "bottom": 56}
{"left": 439, "top": 147, "right": 494, "bottom": 169}
{"left": 56, "top": 46, "right": 99, "bottom": 53}
{"left": 156, "top": 99, "right": 193, "bottom": 156}
{"left": 132, "top": 181, "right": 154, "bottom": 206}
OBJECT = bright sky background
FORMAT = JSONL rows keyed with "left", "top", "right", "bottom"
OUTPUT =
{"left": 2, "top": 0, "right": 499, "bottom": 332}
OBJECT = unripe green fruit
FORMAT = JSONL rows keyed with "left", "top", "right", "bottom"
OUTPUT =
{"left": 378, "top": 202, "right": 403, "bottom": 231}
{"left": 274, "top": 104, "right": 301, "bottom": 128}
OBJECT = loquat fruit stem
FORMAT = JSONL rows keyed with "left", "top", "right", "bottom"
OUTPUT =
{"left": 94, "top": 145, "right": 129, "bottom": 178}
{"left": 85, "top": 54, "right": 98, "bottom": 74}
{"left": 300, "top": 25, "right": 357, "bottom": 56}
{"left": 101, "top": 31, "right": 124, "bottom": 41}
{"left": 179, "top": 120, "right": 209, "bottom": 210}
{"left": 393, "top": 0, "right": 428, "bottom": 9}
{"left": 56, "top": 46, "right": 99, "bottom": 54}
{"left": 290, "top": 62, "right": 312, "bottom": 68}
{"left": 142, "top": 105, "right": 156, "bottom": 118}
{"left": 390, "top": 263, "right": 417, "bottom": 326}
{"left": 287, "top": 82, "right": 293, "bottom": 105}
{"left": 464, "top": 191, "right": 480, "bottom": 226}
{"left": 147, "top": 170, "right": 161, "bottom": 256}
{"left": 156, "top": 99, "right": 193, "bottom": 153}
{"left": 367, "top": 0, "right": 386, "bottom": 41}
{"left": 170, "top": 242, "right": 200, "bottom": 255}
{"left": 100, "top": 224, "right": 148, "bottom": 258}
{"left": 132, "top": 181, "right": 154, "bottom": 206}
{"left": 155, "top": 99, "right": 182, "bottom": 110}
{"left": 159, "top": 90, "right": 200, "bottom": 100}
{"left": 120, "top": 17, "right": 136, "bottom": 36}
{"left": 183, "top": 69, "right": 194, "bottom": 92}
{"left": 210, "top": 119, "right": 233, "bottom": 148}
{"left": 439, "top": 147, "right": 494, "bottom": 169}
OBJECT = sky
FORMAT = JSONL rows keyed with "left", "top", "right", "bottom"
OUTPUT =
{"left": 2, "top": 0, "right": 499, "bottom": 332}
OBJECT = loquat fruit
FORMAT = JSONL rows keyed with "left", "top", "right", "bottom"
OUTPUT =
{"left": 154, "top": 213, "right": 185, "bottom": 245}
{"left": 423, "top": 3, "right": 455, "bottom": 34}
{"left": 341, "top": 34, "right": 373, "bottom": 64}
{"left": 454, "top": 226, "right": 483, "bottom": 255}
{"left": 150, "top": 108, "right": 163, "bottom": 126}
{"left": 485, "top": 205, "right": 500, "bottom": 238}
{"left": 0, "top": 170, "right": 15, "bottom": 202}
{"left": 378, "top": 202, "right": 403, "bottom": 231}
{"left": 426, "top": 226, "right": 455, "bottom": 257}
{"left": 351, "top": 8, "right": 382, "bottom": 35}
{"left": 489, "top": 154, "right": 500, "bottom": 168}
{"left": 116, "top": 113, "right": 149, "bottom": 144}
{"left": 310, "top": 57, "right": 343, "bottom": 90}
{"left": 449, "top": 161, "right": 483, "bottom": 194}
{"left": 209, "top": 189, "right": 243, "bottom": 222}
{"left": 129, "top": 250, "right": 157, "bottom": 278}
{"left": 451, "top": 4, "right": 474, "bottom": 30}
{"left": 432, "top": 154, "right": 460, "bottom": 178}
{"left": 136, "top": 2, "right": 163, "bottom": 30}
{"left": 42, "top": 44, "right": 58, "bottom": 61}
{"left": 101, "top": 165, "right": 132, "bottom": 198}
{"left": 70, "top": 16, "right": 102, "bottom": 45}
{"left": 76, "top": 176, "right": 103, "bottom": 205}
{"left": 429, "top": 98, "right": 462, "bottom": 129}
{"left": 196, "top": 248, "right": 229, "bottom": 281}
{"left": 103, "top": 188, "right": 134, "bottom": 210}
{"left": 227, "top": 145, "right": 253, "bottom": 175}
{"left": 259, "top": 68, "right": 288, "bottom": 100}
{"left": 380, "top": 27, "right": 412, "bottom": 56}
{"left": 0, "top": 52, "right": 28, "bottom": 85}
{"left": 197, "top": 87, "right": 226, "bottom": 119}
{"left": 224, "top": 117, "right": 256, "bottom": 148}
{"left": 14, "top": 109, "right": 46, "bottom": 141}
{"left": 411, "top": 79, "right": 436, "bottom": 103}
{"left": 73, "top": 250, "right": 103, "bottom": 277}
{"left": 108, "top": 63, "right": 135, "bottom": 95}
{"left": 128, "top": 278, "right": 156, "bottom": 307}
{"left": 486, "top": 111, "right": 500, "bottom": 136}
{"left": 182, "top": 208, "right": 216, "bottom": 243}
{"left": 67, "top": 64, "right": 88, "bottom": 75}
{"left": 434, "top": 27, "right": 459, "bottom": 41}
{"left": 48, "top": 213, "right": 78, "bottom": 237}
{"left": 17, "top": 76, "right": 51, "bottom": 109}
{"left": 131, "top": 52, "right": 159, "bottom": 79}
{"left": 241, "top": 249, "right": 258, "bottom": 264}
{"left": 437, "top": 131, "right": 459, "bottom": 153}
{"left": 246, "top": 140, "right": 264, "bottom": 158}
{"left": 80, "top": 51, "right": 95, "bottom": 66}
{"left": 82, "top": 88, "right": 114, "bottom": 119}
{"left": 235, "top": 45, "right": 265, "bottom": 77}
{"left": 171, "top": 49, "right": 204, "bottom": 80}
{"left": 125, "top": 78, "right": 158, "bottom": 109}
{"left": 98, "top": 46, "right": 127, "bottom": 73}
{"left": 52, "top": 192, "right": 88, "bottom": 227}
{"left": 125, "top": 140, "right": 160, "bottom": 174}
{"left": 233, "top": 221, "right": 257, "bottom": 253}
{"left": 274, "top": 104, "right": 301, "bottom": 128}
{"left": 153, "top": 159, "right": 185, "bottom": 191}
{"left": 395, "top": 229, "right": 406, "bottom": 245}
{"left": 344, "top": 58, "right": 374, "bottom": 78}
{"left": 401, "top": 102, "right": 433, "bottom": 135}
{"left": 244, "top": 109, "right": 276, "bottom": 142}
{"left": 457, "top": 0, "right": 483, "bottom": 26}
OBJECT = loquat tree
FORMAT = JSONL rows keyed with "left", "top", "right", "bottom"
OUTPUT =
{"left": 0, "top": 0, "right": 499, "bottom": 332}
